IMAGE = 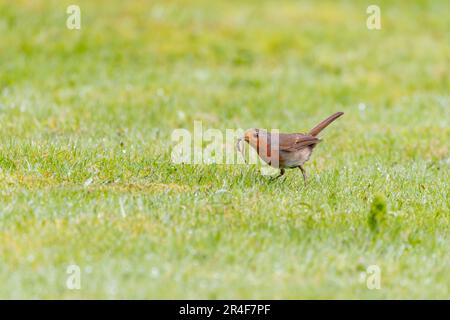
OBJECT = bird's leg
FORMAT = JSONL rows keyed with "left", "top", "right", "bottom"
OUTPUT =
{"left": 299, "top": 166, "right": 307, "bottom": 184}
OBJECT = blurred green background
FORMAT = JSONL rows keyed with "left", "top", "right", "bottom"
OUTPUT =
{"left": 0, "top": 0, "right": 448, "bottom": 298}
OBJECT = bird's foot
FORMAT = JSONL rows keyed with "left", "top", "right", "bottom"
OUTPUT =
{"left": 269, "top": 168, "right": 285, "bottom": 182}
{"left": 299, "top": 166, "right": 307, "bottom": 186}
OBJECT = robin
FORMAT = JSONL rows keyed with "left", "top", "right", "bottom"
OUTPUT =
{"left": 237, "top": 112, "right": 344, "bottom": 182}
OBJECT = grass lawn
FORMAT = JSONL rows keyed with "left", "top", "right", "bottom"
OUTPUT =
{"left": 0, "top": 0, "right": 448, "bottom": 299}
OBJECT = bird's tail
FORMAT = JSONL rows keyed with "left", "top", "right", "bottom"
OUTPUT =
{"left": 308, "top": 112, "right": 344, "bottom": 137}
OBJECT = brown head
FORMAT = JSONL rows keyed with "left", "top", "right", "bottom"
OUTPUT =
{"left": 237, "top": 128, "right": 259, "bottom": 153}
{"left": 243, "top": 128, "right": 261, "bottom": 148}
{"left": 237, "top": 128, "right": 274, "bottom": 165}
{"left": 236, "top": 128, "right": 264, "bottom": 162}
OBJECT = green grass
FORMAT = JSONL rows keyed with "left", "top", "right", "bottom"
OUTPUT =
{"left": 0, "top": 0, "right": 449, "bottom": 299}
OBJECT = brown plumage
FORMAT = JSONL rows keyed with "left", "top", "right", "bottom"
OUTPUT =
{"left": 238, "top": 112, "right": 344, "bottom": 182}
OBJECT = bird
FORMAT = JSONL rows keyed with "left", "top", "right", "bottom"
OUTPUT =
{"left": 237, "top": 112, "right": 344, "bottom": 183}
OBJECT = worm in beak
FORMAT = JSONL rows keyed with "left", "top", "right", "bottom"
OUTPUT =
{"left": 236, "top": 136, "right": 247, "bottom": 163}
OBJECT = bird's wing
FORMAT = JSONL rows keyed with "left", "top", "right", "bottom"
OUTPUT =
{"left": 277, "top": 133, "right": 320, "bottom": 152}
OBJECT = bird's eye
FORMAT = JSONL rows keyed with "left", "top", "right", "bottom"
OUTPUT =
{"left": 253, "top": 130, "right": 259, "bottom": 138}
